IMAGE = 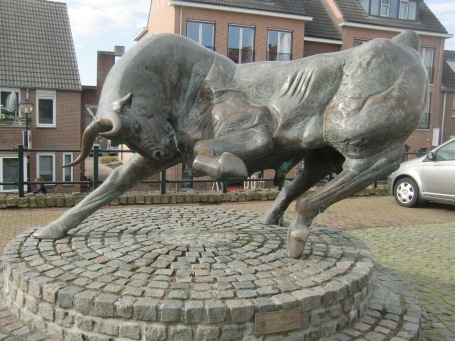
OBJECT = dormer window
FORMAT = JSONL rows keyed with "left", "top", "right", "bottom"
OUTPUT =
{"left": 359, "top": 0, "right": 419, "bottom": 20}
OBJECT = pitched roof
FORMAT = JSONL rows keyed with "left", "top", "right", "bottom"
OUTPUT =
{"left": 333, "top": 0, "right": 448, "bottom": 34}
{"left": 0, "top": 0, "right": 81, "bottom": 91}
{"left": 173, "top": 0, "right": 309, "bottom": 17}
{"left": 442, "top": 51, "right": 455, "bottom": 91}
{"left": 302, "top": 0, "right": 342, "bottom": 40}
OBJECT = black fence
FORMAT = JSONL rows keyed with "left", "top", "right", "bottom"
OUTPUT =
{"left": 0, "top": 145, "right": 428, "bottom": 198}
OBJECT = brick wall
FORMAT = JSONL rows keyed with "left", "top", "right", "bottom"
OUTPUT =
{"left": 143, "top": 0, "right": 177, "bottom": 38}
{"left": 304, "top": 41, "right": 340, "bottom": 57}
{"left": 179, "top": 7, "right": 306, "bottom": 61}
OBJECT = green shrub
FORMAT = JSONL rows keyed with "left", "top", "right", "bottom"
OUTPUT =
{"left": 100, "top": 156, "right": 119, "bottom": 164}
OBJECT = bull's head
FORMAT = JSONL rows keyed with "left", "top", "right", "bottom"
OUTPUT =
{"left": 64, "top": 92, "right": 178, "bottom": 168}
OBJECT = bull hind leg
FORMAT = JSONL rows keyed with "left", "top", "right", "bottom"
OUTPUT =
{"left": 264, "top": 147, "right": 344, "bottom": 225}
{"left": 288, "top": 143, "right": 403, "bottom": 258}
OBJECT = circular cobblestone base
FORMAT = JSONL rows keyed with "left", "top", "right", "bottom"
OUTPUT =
{"left": 3, "top": 207, "right": 376, "bottom": 340}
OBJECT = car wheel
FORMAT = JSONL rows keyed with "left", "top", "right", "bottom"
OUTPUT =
{"left": 394, "top": 177, "right": 419, "bottom": 207}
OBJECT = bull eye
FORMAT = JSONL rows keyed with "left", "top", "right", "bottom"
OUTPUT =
{"left": 133, "top": 122, "right": 141, "bottom": 134}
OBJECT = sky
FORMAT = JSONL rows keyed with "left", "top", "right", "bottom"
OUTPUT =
{"left": 60, "top": 0, "right": 455, "bottom": 86}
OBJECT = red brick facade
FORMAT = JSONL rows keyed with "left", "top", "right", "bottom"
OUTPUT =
{"left": 0, "top": 88, "right": 82, "bottom": 194}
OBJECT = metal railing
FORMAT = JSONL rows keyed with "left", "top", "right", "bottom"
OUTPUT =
{"left": 267, "top": 52, "right": 292, "bottom": 61}
{"left": 227, "top": 48, "right": 254, "bottom": 64}
{"left": 1, "top": 145, "right": 275, "bottom": 197}
{"left": 0, "top": 145, "right": 427, "bottom": 198}
{"left": 426, "top": 67, "right": 434, "bottom": 84}
{"left": 417, "top": 112, "right": 430, "bottom": 129}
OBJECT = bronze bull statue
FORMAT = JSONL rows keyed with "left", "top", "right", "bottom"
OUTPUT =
{"left": 34, "top": 31, "right": 428, "bottom": 258}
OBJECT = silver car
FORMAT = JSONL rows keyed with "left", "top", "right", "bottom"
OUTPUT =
{"left": 388, "top": 138, "right": 455, "bottom": 207}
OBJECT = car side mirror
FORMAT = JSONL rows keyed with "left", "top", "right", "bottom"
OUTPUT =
{"left": 426, "top": 152, "right": 435, "bottom": 161}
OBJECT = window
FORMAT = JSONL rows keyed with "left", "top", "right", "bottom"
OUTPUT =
{"left": 353, "top": 38, "right": 370, "bottom": 47}
{"left": 187, "top": 21, "right": 215, "bottom": 50}
{"left": 63, "top": 154, "right": 73, "bottom": 182}
{"left": 37, "top": 153, "right": 55, "bottom": 182}
{"left": 0, "top": 156, "right": 26, "bottom": 192}
{"left": 1, "top": 89, "right": 20, "bottom": 119}
{"left": 381, "top": 0, "right": 390, "bottom": 16}
{"left": 267, "top": 30, "right": 292, "bottom": 61}
{"left": 417, "top": 93, "right": 431, "bottom": 129}
{"left": 399, "top": 0, "right": 408, "bottom": 18}
{"left": 358, "top": 0, "right": 418, "bottom": 20}
{"left": 452, "top": 96, "right": 455, "bottom": 118}
{"left": 228, "top": 25, "right": 255, "bottom": 64}
{"left": 421, "top": 47, "right": 435, "bottom": 84}
{"left": 36, "top": 90, "right": 56, "bottom": 127}
{"left": 435, "top": 141, "right": 455, "bottom": 161}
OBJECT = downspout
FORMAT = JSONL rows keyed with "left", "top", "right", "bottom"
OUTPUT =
{"left": 441, "top": 91, "right": 447, "bottom": 144}
{"left": 176, "top": 5, "right": 183, "bottom": 191}
{"left": 179, "top": 6, "right": 183, "bottom": 35}
{"left": 433, "top": 37, "right": 444, "bottom": 146}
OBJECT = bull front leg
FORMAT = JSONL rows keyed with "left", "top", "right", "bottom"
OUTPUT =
{"left": 288, "top": 143, "right": 403, "bottom": 258}
{"left": 192, "top": 130, "right": 274, "bottom": 181}
{"left": 33, "top": 154, "right": 181, "bottom": 239}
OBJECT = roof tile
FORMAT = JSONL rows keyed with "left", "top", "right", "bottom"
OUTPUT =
{"left": 0, "top": 0, "right": 81, "bottom": 90}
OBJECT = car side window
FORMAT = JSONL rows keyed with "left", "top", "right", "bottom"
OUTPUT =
{"left": 435, "top": 141, "right": 455, "bottom": 161}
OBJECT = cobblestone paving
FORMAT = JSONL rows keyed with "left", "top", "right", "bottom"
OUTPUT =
{"left": 348, "top": 224, "right": 455, "bottom": 341}
{"left": 0, "top": 196, "right": 454, "bottom": 340}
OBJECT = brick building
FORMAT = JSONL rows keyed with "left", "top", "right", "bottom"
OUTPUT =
{"left": 130, "top": 0, "right": 453, "bottom": 190}
{"left": 0, "top": 0, "right": 81, "bottom": 194}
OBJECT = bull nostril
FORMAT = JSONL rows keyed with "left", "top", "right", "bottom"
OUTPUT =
{"left": 152, "top": 150, "right": 165, "bottom": 160}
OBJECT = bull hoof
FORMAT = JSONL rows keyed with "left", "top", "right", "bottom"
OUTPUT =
{"left": 33, "top": 224, "right": 68, "bottom": 239}
{"left": 287, "top": 226, "right": 310, "bottom": 258}
{"left": 263, "top": 212, "right": 284, "bottom": 226}
{"left": 218, "top": 152, "right": 248, "bottom": 181}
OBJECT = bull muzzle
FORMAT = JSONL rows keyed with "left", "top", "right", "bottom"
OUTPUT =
{"left": 150, "top": 136, "right": 177, "bottom": 160}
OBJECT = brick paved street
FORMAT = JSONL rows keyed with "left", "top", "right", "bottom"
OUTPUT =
{"left": 0, "top": 196, "right": 454, "bottom": 340}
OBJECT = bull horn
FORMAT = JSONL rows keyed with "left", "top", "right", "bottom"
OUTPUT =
{"left": 112, "top": 92, "right": 133, "bottom": 112}
{"left": 99, "top": 114, "right": 123, "bottom": 137}
{"left": 62, "top": 118, "right": 112, "bottom": 168}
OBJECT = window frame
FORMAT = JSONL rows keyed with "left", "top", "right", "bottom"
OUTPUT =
{"left": 36, "top": 152, "right": 55, "bottom": 184}
{"left": 228, "top": 24, "right": 256, "bottom": 64}
{"left": 399, "top": 0, "right": 409, "bottom": 19}
{"left": 186, "top": 20, "right": 215, "bottom": 50}
{"left": 421, "top": 47, "right": 435, "bottom": 84}
{"left": 353, "top": 38, "right": 370, "bottom": 47}
{"left": 36, "top": 90, "right": 56, "bottom": 128}
{"left": 0, "top": 155, "right": 27, "bottom": 193}
{"left": 359, "top": 0, "right": 419, "bottom": 20}
{"left": 267, "top": 29, "right": 293, "bottom": 61}
{"left": 381, "top": 0, "right": 390, "bottom": 17}
{"left": 62, "top": 153, "right": 73, "bottom": 184}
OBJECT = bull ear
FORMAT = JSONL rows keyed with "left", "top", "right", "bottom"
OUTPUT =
{"left": 112, "top": 92, "right": 133, "bottom": 113}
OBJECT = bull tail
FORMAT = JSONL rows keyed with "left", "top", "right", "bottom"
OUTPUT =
{"left": 391, "top": 30, "right": 420, "bottom": 51}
